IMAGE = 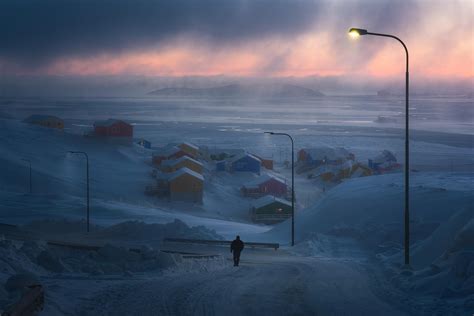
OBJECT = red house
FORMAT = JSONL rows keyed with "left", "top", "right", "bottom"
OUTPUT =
{"left": 94, "top": 119, "right": 133, "bottom": 137}
{"left": 241, "top": 174, "right": 288, "bottom": 198}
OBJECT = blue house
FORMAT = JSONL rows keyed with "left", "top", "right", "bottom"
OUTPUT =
{"left": 137, "top": 139, "right": 151, "bottom": 149}
{"left": 230, "top": 153, "right": 261, "bottom": 174}
{"left": 298, "top": 147, "right": 354, "bottom": 167}
{"left": 368, "top": 150, "right": 398, "bottom": 171}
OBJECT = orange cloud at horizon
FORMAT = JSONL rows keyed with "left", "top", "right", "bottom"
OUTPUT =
{"left": 37, "top": 33, "right": 472, "bottom": 80}
{"left": 3, "top": 1, "right": 472, "bottom": 80}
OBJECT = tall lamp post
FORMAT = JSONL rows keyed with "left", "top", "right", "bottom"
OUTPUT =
{"left": 349, "top": 27, "right": 410, "bottom": 266}
{"left": 265, "top": 132, "right": 295, "bottom": 246}
{"left": 21, "top": 158, "right": 32, "bottom": 194}
{"left": 68, "top": 151, "right": 90, "bottom": 232}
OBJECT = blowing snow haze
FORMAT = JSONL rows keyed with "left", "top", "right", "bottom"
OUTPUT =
{"left": 0, "top": 0, "right": 472, "bottom": 97}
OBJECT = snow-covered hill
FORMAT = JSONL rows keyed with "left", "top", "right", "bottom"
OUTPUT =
{"left": 268, "top": 172, "right": 474, "bottom": 313}
{"left": 271, "top": 172, "right": 473, "bottom": 243}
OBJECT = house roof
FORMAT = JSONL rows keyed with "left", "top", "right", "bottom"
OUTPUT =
{"left": 372, "top": 150, "right": 397, "bottom": 164}
{"left": 243, "top": 174, "right": 286, "bottom": 188}
{"left": 24, "top": 114, "right": 63, "bottom": 123}
{"left": 180, "top": 142, "right": 199, "bottom": 151}
{"left": 168, "top": 167, "right": 204, "bottom": 182}
{"left": 161, "top": 155, "right": 203, "bottom": 168}
{"left": 252, "top": 154, "right": 272, "bottom": 161}
{"left": 94, "top": 119, "right": 130, "bottom": 127}
{"left": 230, "top": 153, "right": 261, "bottom": 164}
{"left": 201, "top": 147, "right": 245, "bottom": 156}
{"left": 300, "top": 147, "right": 351, "bottom": 161}
{"left": 153, "top": 145, "right": 182, "bottom": 158}
{"left": 252, "top": 195, "right": 291, "bottom": 209}
{"left": 311, "top": 159, "right": 352, "bottom": 177}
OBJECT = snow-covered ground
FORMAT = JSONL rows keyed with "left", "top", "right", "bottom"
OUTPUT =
{"left": 0, "top": 96, "right": 473, "bottom": 315}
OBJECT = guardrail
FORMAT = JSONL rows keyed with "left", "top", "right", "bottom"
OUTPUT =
{"left": 46, "top": 240, "right": 143, "bottom": 253}
{"left": 161, "top": 249, "right": 220, "bottom": 259}
{"left": 163, "top": 238, "right": 279, "bottom": 250}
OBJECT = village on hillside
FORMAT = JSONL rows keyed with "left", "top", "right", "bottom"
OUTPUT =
{"left": 23, "top": 114, "right": 402, "bottom": 225}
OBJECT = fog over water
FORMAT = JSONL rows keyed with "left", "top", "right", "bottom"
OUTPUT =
{"left": 1, "top": 95, "right": 472, "bottom": 173}
{"left": 2, "top": 94, "right": 472, "bottom": 132}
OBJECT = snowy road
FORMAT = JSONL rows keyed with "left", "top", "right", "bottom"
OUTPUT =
{"left": 79, "top": 249, "right": 405, "bottom": 316}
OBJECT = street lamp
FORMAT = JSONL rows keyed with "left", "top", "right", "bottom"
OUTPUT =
{"left": 68, "top": 151, "right": 90, "bottom": 232}
{"left": 349, "top": 27, "right": 410, "bottom": 266}
{"left": 21, "top": 158, "right": 32, "bottom": 194}
{"left": 265, "top": 131, "right": 295, "bottom": 246}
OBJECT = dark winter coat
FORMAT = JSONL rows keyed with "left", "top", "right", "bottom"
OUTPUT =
{"left": 231, "top": 239, "right": 244, "bottom": 253}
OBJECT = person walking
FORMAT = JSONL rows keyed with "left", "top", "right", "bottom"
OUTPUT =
{"left": 230, "top": 235, "right": 244, "bottom": 266}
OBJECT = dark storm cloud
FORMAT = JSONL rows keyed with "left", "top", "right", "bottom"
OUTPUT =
{"left": 0, "top": 0, "right": 323, "bottom": 64}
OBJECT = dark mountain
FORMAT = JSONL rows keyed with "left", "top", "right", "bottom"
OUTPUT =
{"left": 147, "top": 84, "right": 324, "bottom": 98}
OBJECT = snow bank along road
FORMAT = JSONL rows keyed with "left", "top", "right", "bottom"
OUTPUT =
{"left": 79, "top": 248, "right": 405, "bottom": 316}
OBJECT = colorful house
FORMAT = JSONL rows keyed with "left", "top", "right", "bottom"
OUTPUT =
{"left": 161, "top": 156, "right": 203, "bottom": 174}
{"left": 23, "top": 115, "right": 64, "bottom": 129}
{"left": 179, "top": 142, "right": 199, "bottom": 159}
{"left": 350, "top": 163, "right": 373, "bottom": 178}
{"left": 311, "top": 160, "right": 354, "bottom": 183}
{"left": 241, "top": 174, "right": 288, "bottom": 198}
{"left": 253, "top": 154, "right": 274, "bottom": 170}
{"left": 93, "top": 119, "right": 133, "bottom": 137}
{"left": 137, "top": 139, "right": 151, "bottom": 149}
{"left": 152, "top": 146, "right": 189, "bottom": 166}
{"left": 168, "top": 167, "right": 204, "bottom": 203}
{"left": 250, "top": 195, "right": 292, "bottom": 224}
{"left": 261, "top": 158, "right": 274, "bottom": 170}
{"left": 298, "top": 147, "right": 354, "bottom": 167}
{"left": 368, "top": 150, "right": 400, "bottom": 173}
{"left": 200, "top": 146, "right": 245, "bottom": 162}
{"left": 230, "top": 153, "right": 261, "bottom": 174}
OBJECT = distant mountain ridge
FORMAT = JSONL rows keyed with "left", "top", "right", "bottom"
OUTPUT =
{"left": 147, "top": 84, "right": 324, "bottom": 97}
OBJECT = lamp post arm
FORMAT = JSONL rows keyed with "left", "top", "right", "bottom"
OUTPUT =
{"left": 366, "top": 32, "right": 408, "bottom": 72}
{"left": 269, "top": 132, "right": 293, "bottom": 144}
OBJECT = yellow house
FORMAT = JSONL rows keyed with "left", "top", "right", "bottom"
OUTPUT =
{"left": 179, "top": 142, "right": 199, "bottom": 159}
{"left": 161, "top": 156, "right": 203, "bottom": 174}
{"left": 351, "top": 163, "right": 373, "bottom": 177}
{"left": 23, "top": 115, "right": 64, "bottom": 129}
{"left": 168, "top": 167, "right": 204, "bottom": 203}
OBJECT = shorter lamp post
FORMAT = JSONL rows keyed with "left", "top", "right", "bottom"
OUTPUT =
{"left": 68, "top": 151, "right": 90, "bottom": 232}
{"left": 265, "top": 131, "right": 295, "bottom": 246}
{"left": 21, "top": 158, "right": 32, "bottom": 194}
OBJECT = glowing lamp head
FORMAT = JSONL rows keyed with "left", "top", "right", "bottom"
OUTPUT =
{"left": 348, "top": 28, "right": 368, "bottom": 39}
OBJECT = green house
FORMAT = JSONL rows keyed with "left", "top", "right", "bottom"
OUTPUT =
{"left": 250, "top": 195, "right": 292, "bottom": 224}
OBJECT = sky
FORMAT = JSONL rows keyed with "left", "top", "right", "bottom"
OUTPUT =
{"left": 0, "top": 0, "right": 473, "bottom": 95}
